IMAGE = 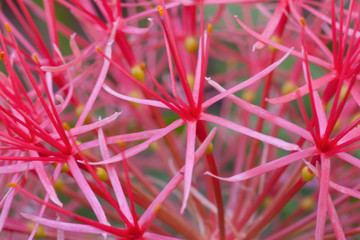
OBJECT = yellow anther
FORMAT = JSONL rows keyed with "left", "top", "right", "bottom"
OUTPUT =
{"left": 242, "top": 89, "right": 255, "bottom": 103}
{"left": 75, "top": 105, "right": 91, "bottom": 122}
{"left": 27, "top": 222, "right": 46, "bottom": 238}
{"left": 96, "top": 167, "right": 108, "bottom": 181}
{"left": 117, "top": 141, "right": 126, "bottom": 149}
{"left": 301, "top": 166, "right": 315, "bottom": 182}
{"left": 340, "top": 85, "right": 350, "bottom": 101}
{"left": 154, "top": 203, "right": 161, "bottom": 213}
{"left": 300, "top": 196, "right": 315, "bottom": 211}
{"left": 226, "top": 59, "right": 237, "bottom": 69}
{"left": 54, "top": 179, "right": 64, "bottom": 192}
{"left": 75, "top": 105, "right": 84, "bottom": 117}
{"left": 129, "top": 90, "right": 142, "bottom": 108}
{"left": 205, "top": 142, "right": 214, "bottom": 154}
{"left": 184, "top": 36, "right": 198, "bottom": 53}
{"left": 281, "top": 81, "right": 297, "bottom": 95}
{"left": 33, "top": 53, "right": 39, "bottom": 64}
{"left": 95, "top": 46, "right": 102, "bottom": 52}
{"left": 130, "top": 65, "right": 145, "bottom": 82}
{"left": 322, "top": 100, "right": 328, "bottom": 112}
{"left": 300, "top": 17, "right": 306, "bottom": 26}
{"left": 61, "top": 163, "right": 69, "bottom": 173}
{"left": 157, "top": 6, "right": 164, "bottom": 17}
{"left": 149, "top": 142, "right": 159, "bottom": 151}
{"left": 8, "top": 182, "right": 18, "bottom": 188}
{"left": 263, "top": 196, "right": 273, "bottom": 207}
{"left": 186, "top": 73, "right": 195, "bottom": 90}
{"left": 62, "top": 122, "right": 71, "bottom": 131}
{"left": 333, "top": 119, "right": 341, "bottom": 132}
{"left": 140, "top": 62, "right": 146, "bottom": 70}
{"left": 268, "top": 36, "right": 282, "bottom": 52}
{"left": 350, "top": 113, "right": 360, "bottom": 126}
{"left": 4, "top": 23, "right": 11, "bottom": 33}
{"left": 0, "top": 52, "right": 5, "bottom": 61}
{"left": 207, "top": 24, "right": 213, "bottom": 34}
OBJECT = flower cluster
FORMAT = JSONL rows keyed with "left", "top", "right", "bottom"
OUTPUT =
{"left": 0, "top": 0, "right": 360, "bottom": 239}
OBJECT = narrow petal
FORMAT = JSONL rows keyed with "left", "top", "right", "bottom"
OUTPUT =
{"left": 139, "top": 128, "right": 217, "bottom": 230}
{"left": 192, "top": 32, "right": 208, "bottom": 104}
{"left": 67, "top": 157, "right": 110, "bottom": 226}
{"left": 327, "top": 195, "right": 346, "bottom": 240}
{"left": 30, "top": 150, "right": 62, "bottom": 207}
{"left": 181, "top": 121, "right": 197, "bottom": 213}
{"left": 201, "top": 113, "right": 300, "bottom": 151}
{"left": 267, "top": 72, "right": 336, "bottom": 104}
{"left": 121, "top": 18, "right": 153, "bottom": 34}
{"left": 205, "top": 146, "right": 316, "bottom": 182}
{"left": 21, "top": 213, "right": 109, "bottom": 235}
{"left": 143, "top": 232, "right": 182, "bottom": 240}
{"left": 78, "top": 129, "right": 161, "bottom": 151}
{"left": 253, "top": 3, "right": 286, "bottom": 50}
{"left": 0, "top": 162, "right": 34, "bottom": 174}
{"left": 75, "top": 19, "right": 120, "bottom": 127}
{"left": 313, "top": 92, "right": 327, "bottom": 136}
{"left": 336, "top": 153, "right": 360, "bottom": 169}
{"left": 316, "top": 155, "right": 330, "bottom": 240}
{"left": 103, "top": 84, "right": 170, "bottom": 109}
{"left": 207, "top": 78, "right": 312, "bottom": 141}
{"left": 88, "top": 119, "right": 185, "bottom": 165}
{"left": 98, "top": 127, "right": 133, "bottom": 223}
{"left": 0, "top": 174, "right": 20, "bottom": 231}
{"left": 304, "top": 161, "right": 360, "bottom": 199}
{"left": 234, "top": 15, "right": 332, "bottom": 68}
{"left": 202, "top": 47, "right": 294, "bottom": 109}
{"left": 70, "top": 112, "right": 121, "bottom": 136}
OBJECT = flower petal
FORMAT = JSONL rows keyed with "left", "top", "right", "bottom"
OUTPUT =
{"left": 98, "top": 127, "right": 133, "bottom": 223}
{"left": 315, "top": 155, "right": 330, "bottom": 240}
{"left": 21, "top": 213, "right": 109, "bottom": 235}
{"left": 205, "top": 147, "right": 316, "bottom": 182}
{"left": 67, "top": 157, "right": 109, "bottom": 226}
{"left": 201, "top": 113, "right": 300, "bottom": 151}
{"left": 203, "top": 47, "right": 294, "bottom": 109}
{"left": 181, "top": 121, "right": 197, "bottom": 213}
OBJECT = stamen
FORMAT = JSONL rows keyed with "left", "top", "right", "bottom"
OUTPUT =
{"left": 157, "top": 6, "right": 164, "bottom": 17}
{"left": 184, "top": 36, "right": 198, "bottom": 53}
{"left": 300, "top": 196, "right": 315, "bottom": 211}
{"left": 117, "top": 141, "right": 126, "bottom": 149}
{"left": 263, "top": 196, "right": 273, "bottom": 207}
{"left": 0, "top": 52, "right": 5, "bottom": 61}
{"left": 8, "top": 182, "right": 18, "bottom": 187}
{"left": 242, "top": 89, "right": 255, "bottom": 103}
{"left": 96, "top": 46, "right": 102, "bottom": 52}
{"left": 61, "top": 163, "right": 69, "bottom": 173}
{"left": 205, "top": 142, "right": 213, "bottom": 154}
{"left": 33, "top": 53, "right": 39, "bottom": 64}
{"left": 27, "top": 222, "right": 46, "bottom": 238}
{"left": 207, "top": 24, "right": 213, "bottom": 34}
{"left": 128, "top": 90, "right": 142, "bottom": 108}
{"left": 130, "top": 65, "right": 145, "bottom": 82}
{"left": 4, "top": 23, "right": 11, "bottom": 33}
{"left": 186, "top": 73, "right": 195, "bottom": 90}
{"left": 301, "top": 166, "right": 315, "bottom": 182}
{"left": 281, "top": 81, "right": 297, "bottom": 95}
{"left": 96, "top": 167, "right": 108, "bottom": 181}
{"left": 299, "top": 17, "right": 306, "bottom": 27}
{"left": 54, "top": 179, "right": 64, "bottom": 192}
{"left": 62, "top": 122, "right": 71, "bottom": 131}
{"left": 75, "top": 105, "right": 90, "bottom": 122}
{"left": 268, "top": 36, "right": 282, "bottom": 52}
